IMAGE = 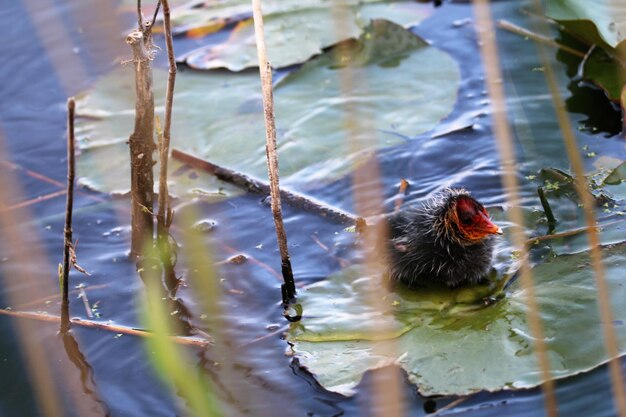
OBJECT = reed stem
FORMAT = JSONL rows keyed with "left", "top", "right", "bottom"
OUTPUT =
{"left": 61, "top": 97, "right": 76, "bottom": 333}
{"left": 251, "top": 0, "right": 296, "bottom": 304}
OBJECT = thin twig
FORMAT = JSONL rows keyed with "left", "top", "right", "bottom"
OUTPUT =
{"left": 78, "top": 287, "right": 93, "bottom": 318}
{"left": 251, "top": 0, "right": 296, "bottom": 304}
{"left": 0, "top": 309, "right": 211, "bottom": 348}
{"left": 527, "top": 225, "right": 597, "bottom": 244}
{"left": 238, "top": 324, "right": 288, "bottom": 348}
{"left": 172, "top": 149, "right": 360, "bottom": 225}
{"left": 473, "top": 2, "right": 558, "bottom": 416}
{"left": 156, "top": 0, "right": 176, "bottom": 236}
{"left": 61, "top": 98, "right": 76, "bottom": 334}
{"left": 530, "top": 1, "right": 626, "bottom": 415}
{"left": 137, "top": 0, "right": 143, "bottom": 31}
{"left": 12, "top": 284, "right": 111, "bottom": 310}
{"left": 146, "top": 0, "right": 162, "bottom": 35}
{"left": 430, "top": 396, "right": 470, "bottom": 415}
{"left": 156, "top": 0, "right": 178, "bottom": 294}
{"left": 497, "top": 19, "right": 587, "bottom": 58}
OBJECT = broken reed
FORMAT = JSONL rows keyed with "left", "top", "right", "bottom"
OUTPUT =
{"left": 126, "top": 25, "right": 156, "bottom": 258}
{"left": 251, "top": 0, "right": 296, "bottom": 304}
{"left": 156, "top": 0, "right": 176, "bottom": 242}
{"left": 61, "top": 97, "right": 76, "bottom": 333}
{"left": 156, "top": 0, "right": 179, "bottom": 293}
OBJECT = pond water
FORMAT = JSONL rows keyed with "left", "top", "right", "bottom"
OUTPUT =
{"left": 1, "top": 0, "right": 625, "bottom": 416}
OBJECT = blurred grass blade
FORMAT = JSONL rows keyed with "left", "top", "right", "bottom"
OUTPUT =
{"left": 140, "top": 245, "right": 222, "bottom": 417}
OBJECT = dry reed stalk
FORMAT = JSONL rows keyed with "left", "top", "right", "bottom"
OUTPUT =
{"left": 172, "top": 148, "right": 360, "bottom": 224}
{"left": 530, "top": 1, "right": 626, "bottom": 415}
{"left": 472, "top": 1, "right": 558, "bottom": 416}
{"left": 156, "top": 0, "right": 176, "bottom": 241}
{"left": 126, "top": 28, "right": 156, "bottom": 257}
{"left": 137, "top": 0, "right": 144, "bottom": 31}
{"left": 0, "top": 309, "right": 211, "bottom": 348}
{"left": 329, "top": 7, "right": 403, "bottom": 417}
{"left": 497, "top": 19, "right": 587, "bottom": 58}
{"left": 61, "top": 98, "right": 76, "bottom": 333}
{"left": 153, "top": 0, "right": 180, "bottom": 294}
{"left": 250, "top": 0, "right": 296, "bottom": 303}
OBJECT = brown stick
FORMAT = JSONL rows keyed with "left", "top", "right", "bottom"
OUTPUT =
{"left": 497, "top": 19, "right": 587, "bottom": 58}
{"left": 172, "top": 148, "right": 360, "bottom": 225}
{"left": 137, "top": 0, "right": 143, "bottom": 30}
{"left": 126, "top": 29, "right": 156, "bottom": 257}
{"left": 251, "top": 0, "right": 295, "bottom": 303}
{"left": 61, "top": 98, "right": 76, "bottom": 333}
{"left": 146, "top": 0, "right": 162, "bottom": 35}
{"left": 473, "top": 2, "right": 558, "bottom": 416}
{"left": 156, "top": 0, "right": 176, "bottom": 241}
{"left": 154, "top": 0, "right": 180, "bottom": 294}
{"left": 530, "top": 1, "right": 626, "bottom": 414}
{"left": 0, "top": 309, "right": 211, "bottom": 348}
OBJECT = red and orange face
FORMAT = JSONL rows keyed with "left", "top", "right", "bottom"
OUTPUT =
{"left": 452, "top": 196, "right": 502, "bottom": 242}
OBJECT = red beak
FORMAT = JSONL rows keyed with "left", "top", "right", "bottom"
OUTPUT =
{"left": 479, "top": 212, "right": 503, "bottom": 235}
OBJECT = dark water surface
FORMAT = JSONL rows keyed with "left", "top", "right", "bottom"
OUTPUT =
{"left": 1, "top": 0, "right": 625, "bottom": 416}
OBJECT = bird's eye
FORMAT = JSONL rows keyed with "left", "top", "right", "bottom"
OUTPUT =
{"left": 460, "top": 215, "right": 473, "bottom": 225}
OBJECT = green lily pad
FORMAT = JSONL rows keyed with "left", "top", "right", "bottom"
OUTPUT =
{"left": 286, "top": 244, "right": 626, "bottom": 396}
{"left": 582, "top": 46, "right": 623, "bottom": 102}
{"left": 604, "top": 161, "right": 626, "bottom": 186}
{"left": 172, "top": 0, "right": 433, "bottom": 71}
{"left": 75, "top": 20, "right": 460, "bottom": 195}
{"left": 546, "top": 0, "right": 626, "bottom": 103}
{"left": 603, "top": 161, "right": 626, "bottom": 203}
{"left": 545, "top": 0, "right": 626, "bottom": 50}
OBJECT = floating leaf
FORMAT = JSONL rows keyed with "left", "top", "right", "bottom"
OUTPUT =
{"left": 546, "top": 0, "right": 626, "bottom": 102}
{"left": 545, "top": 0, "right": 626, "bottom": 50}
{"left": 604, "top": 161, "right": 626, "bottom": 186}
{"left": 286, "top": 244, "right": 626, "bottom": 396}
{"left": 582, "top": 46, "right": 623, "bottom": 102}
{"left": 76, "top": 20, "right": 460, "bottom": 195}
{"left": 172, "top": 0, "right": 433, "bottom": 71}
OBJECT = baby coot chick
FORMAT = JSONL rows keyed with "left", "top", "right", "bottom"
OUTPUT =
{"left": 387, "top": 188, "right": 502, "bottom": 288}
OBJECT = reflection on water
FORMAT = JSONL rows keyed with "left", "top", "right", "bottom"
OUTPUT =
{"left": 62, "top": 332, "right": 111, "bottom": 417}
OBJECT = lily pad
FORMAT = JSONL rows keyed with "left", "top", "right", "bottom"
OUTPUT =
{"left": 286, "top": 244, "right": 626, "bottom": 396}
{"left": 604, "top": 161, "right": 626, "bottom": 186}
{"left": 582, "top": 46, "right": 623, "bottom": 102}
{"left": 170, "top": 0, "right": 433, "bottom": 71}
{"left": 75, "top": 20, "right": 460, "bottom": 195}
{"left": 545, "top": 0, "right": 626, "bottom": 50}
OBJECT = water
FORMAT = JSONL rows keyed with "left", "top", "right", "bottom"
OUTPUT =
{"left": 1, "top": 0, "right": 625, "bottom": 416}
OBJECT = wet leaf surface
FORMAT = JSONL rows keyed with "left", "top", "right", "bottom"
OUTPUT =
{"left": 287, "top": 243, "right": 626, "bottom": 396}
{"left": 546, "top": 0, "right": 626, "bottom": 102}
{"left": 582, "top": 46, "right": 623, "bottom": 102}
{"left": 167, "top": 0, "right": 433, "bottom": 71}
{"left": 545, "top": 0, "right": 626, "bottom": 49}
{"left": 76, "top": 21, "right": 460, "bottom": 195}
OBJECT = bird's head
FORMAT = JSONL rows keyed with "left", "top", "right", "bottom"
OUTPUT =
{"left": 432, "top": 189, "right": 502, "bottom": 245}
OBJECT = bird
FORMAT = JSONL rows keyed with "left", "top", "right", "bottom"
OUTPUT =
{"left": 386, "top": 188, "right": 502, "bottom": 288}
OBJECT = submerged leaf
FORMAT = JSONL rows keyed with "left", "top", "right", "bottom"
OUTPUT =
{"left": 170, "top": 0, "right": 433, "bottom": 71}
{"left": 286, "top": 244, "right": 626, "bottom": 396}
{"left": 76, "top": 21, "right": 459, "bottom": 195}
